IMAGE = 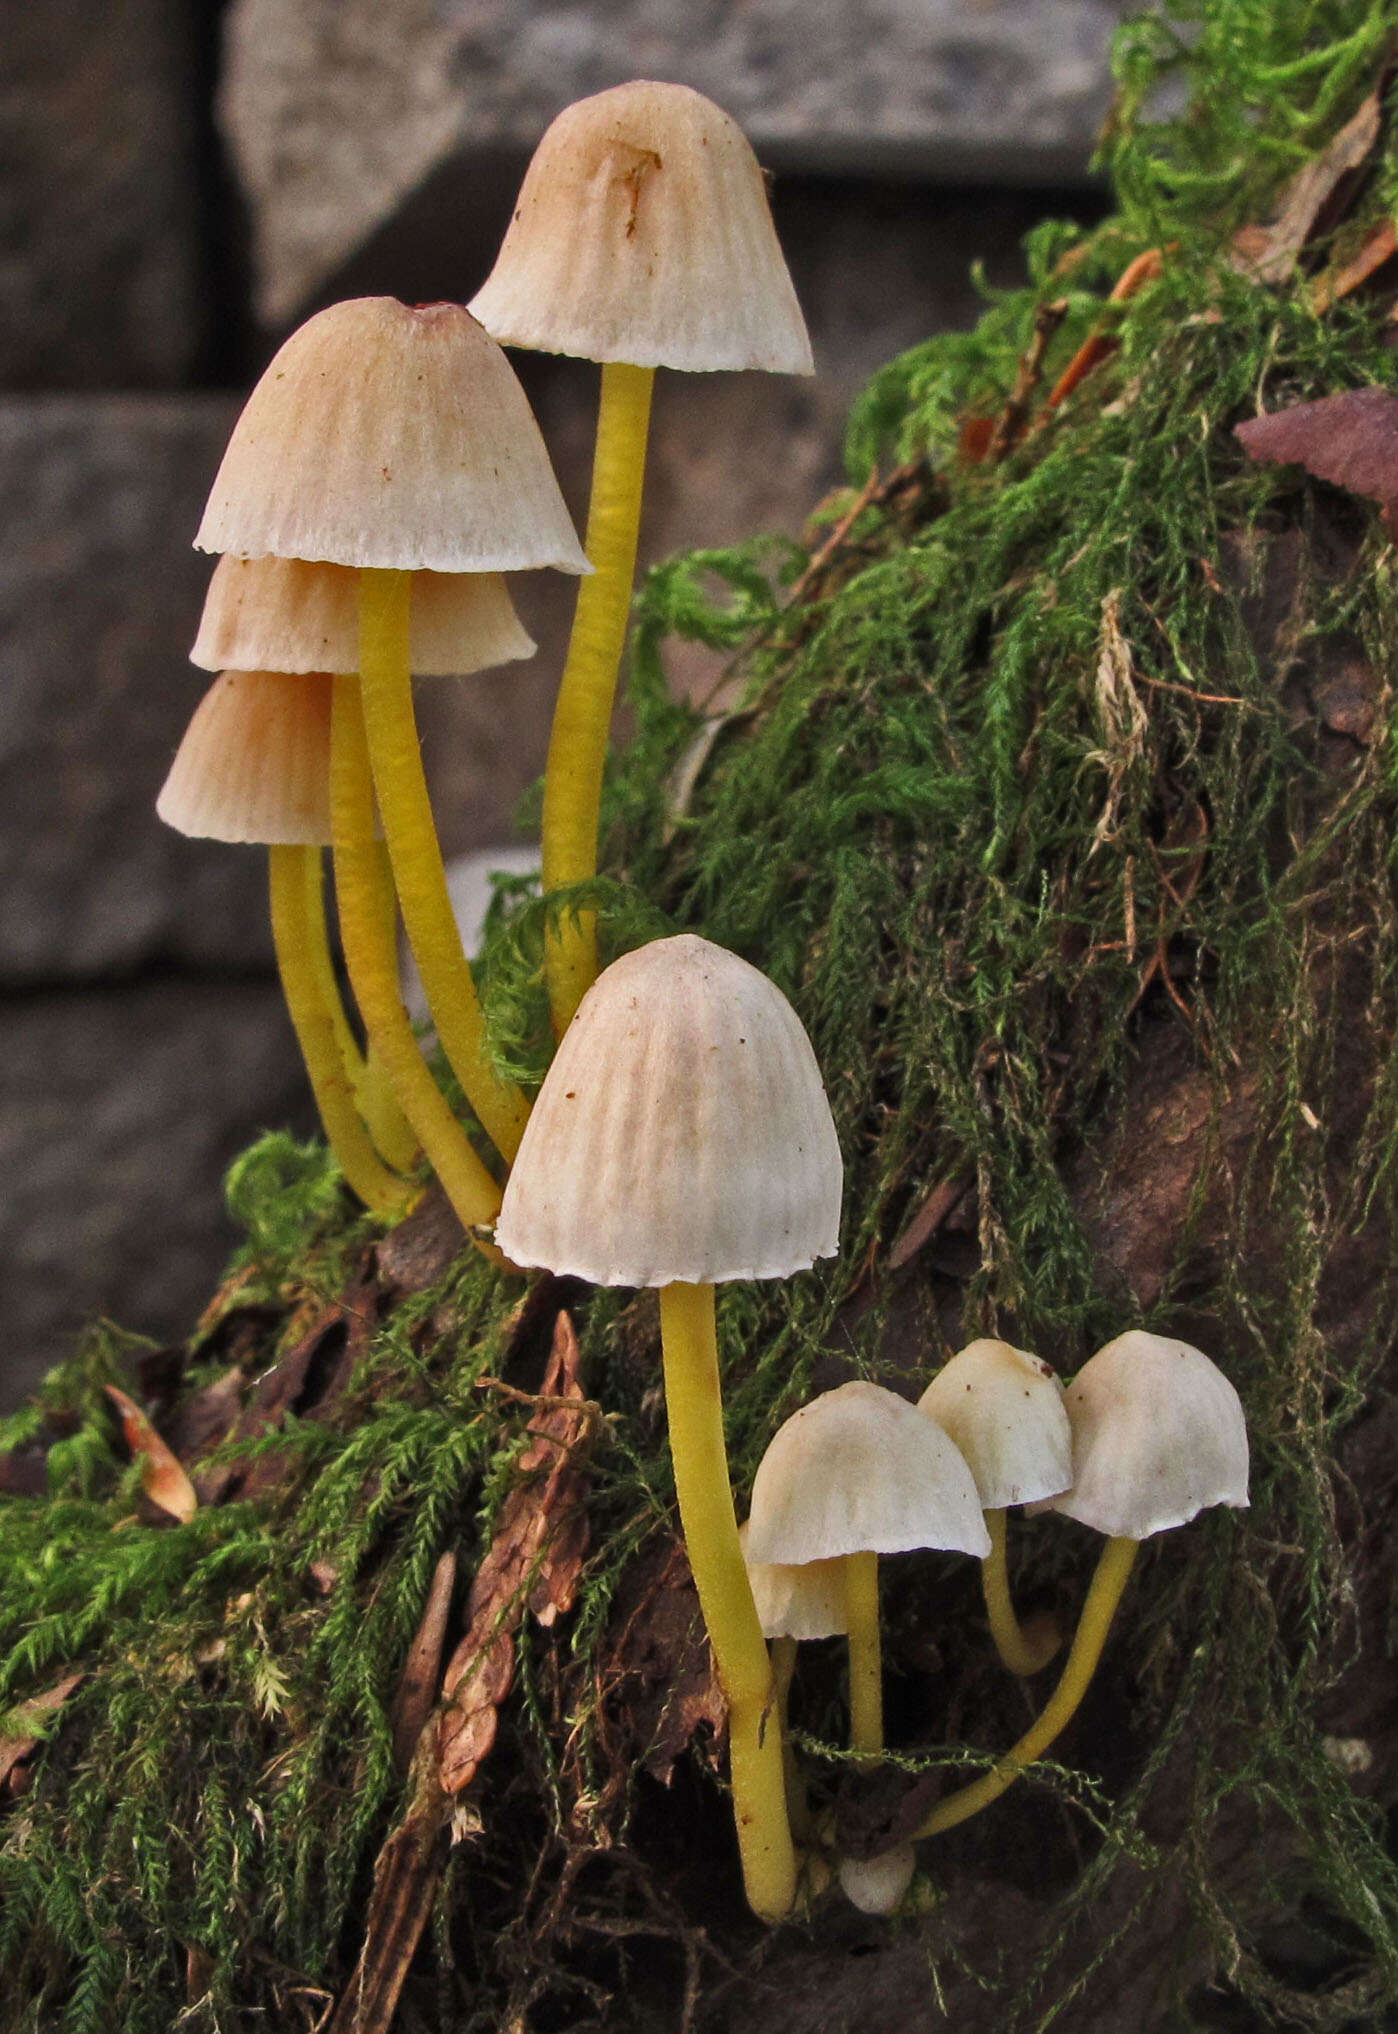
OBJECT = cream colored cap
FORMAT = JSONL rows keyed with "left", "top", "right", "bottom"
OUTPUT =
{"left": 837, "top": 1846, "right": 916, "bottom": 1917}
{"left": 918, "top": 1338, "right": 1073, "bottom": 1510}
{"left": 156, "top": 670, "right": 333, "bottom": 845}
{"left": 1048, "top": 1330, "right": 1250, "bottom": 1539}
{"left": 494, "top": 933, "right": 842, "bottom": 1284}
{"left": 191, "top": 555, "right": 535, "bottom": 677}
{"left": 745, "top": 1381, "right": 991, "bottom": 1566}
{"left": 738, "top": 1522, "right": 846, "bottom": 1641}
{"left": 469, "top": 82, "right": 813, "bottom": 375}
{"left": 195, "top": 297, "right": 591, "bottom": 574}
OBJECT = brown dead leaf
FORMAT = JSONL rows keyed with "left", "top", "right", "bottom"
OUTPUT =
{"left": 0, "top": 1672, "right": 84, "bottom": 1794}
{"left": 389, "top": 1551, "right": 456, "bottom": 1774}
{"left": 1235, "top": 386, "right": 1398, "bottom": 522}
{"left": 437, "top": 1310, "right": 596, "bottom": 1795}
{"left": 1232, "top": 89, "right": 1383, "bottom": 283}
{"left": 887, "top": 1173, "right": 973, "bottom": 1272}
{"left": 373, "top": 1186, "right": 464, "bottom": 1296}
{"left": 203, "top": 1286, "right": 376, "bottom": 1505}
{"left": 104, "top": 1386, "right": 197, "bottom": 1523}
{"left": 1310, "top": 216, "right": 1398, "bottom": 311}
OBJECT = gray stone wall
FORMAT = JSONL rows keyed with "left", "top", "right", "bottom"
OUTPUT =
{"left": 0, "top": 0, "right": 1117, "bottom": 1409}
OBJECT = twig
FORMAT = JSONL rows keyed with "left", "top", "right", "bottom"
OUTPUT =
{"left": 988, "top": 299, "right": 1069, "bottom": 461}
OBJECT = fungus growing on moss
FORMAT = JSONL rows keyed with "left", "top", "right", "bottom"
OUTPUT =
{"left": 913, "top": 1330, "right": 1249, "bottom": 1840}
{"left": 747, "top": 1380, "right": 988, "bottom": 1758}
{"left": 918, "top": 1337, "right": 1072, "bottom": 1676}
{"left": 495, "top": 933, "right": 842, "bottom": 1921}
{"left": 195, "top": 295, "right": 588, "bottom": 1208}
{"left": 470, "top": 81, "right": 812, "bottom": 1032}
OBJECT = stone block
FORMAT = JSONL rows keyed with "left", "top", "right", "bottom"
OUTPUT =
{"left": 0, "top": 981, "right": 306, "bottom": 1412}
{"left": 0, "top": 0, "right": 203, "bottom": 387}
{"left": 222, "top": 0, "right": 1128, "bottom": 319}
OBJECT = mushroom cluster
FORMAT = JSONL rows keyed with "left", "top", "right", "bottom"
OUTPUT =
{"left": 153, "top": 75, "right": 1253, "bottom": 1933}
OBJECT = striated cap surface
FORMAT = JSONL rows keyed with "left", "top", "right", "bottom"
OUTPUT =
{"left": 738, "top": 1523, "right": 847, "bottom": 1641}
{"left": 191, "top": 555, "right": 535, "bottom": 677}
{"left": 1049, "top": 1330, "right": 1250, "bottom": 1539}
{"left": 746, "top": 1381, "right": 990, "bottom": 1565}
{"left": 494, "top": 933, "right": 841, "bottom": 1284}
{"left": 195, "top": 297, "right": 590, "bottom": 573}
{"left": 156, "top": 670, "right": 334, "bottom": 845}
{"left": 470, "top": 82, "right": 813, "bottom": 374}
{"left": 919, "top": 1338, "right": 1072, "bottom": 1509}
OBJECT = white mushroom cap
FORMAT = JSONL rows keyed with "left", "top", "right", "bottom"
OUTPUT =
{"left": 494, "top": 934, "right": 842, "bottom": 1285}
{"left": 1048, "top": 1330, "right": 1250, "bottom": 1539}
{"left": 837, "top": 1845, "right": 916, "bottom": 1917}
{"left": 918, "top": 1338, "right": 1073, "bottom": 1510}
{"left": 469, "top": 81, "right": 813, "bottom": 375}
{"left": 195, "top": 297, "right": 590, "bottom": 575}
{"left": 738, "top": 1522, "right": 847, "bottom": 1640}
{"left": 191, "top": 556, "right": 535, "bottom": 677}
{"left": 745, "top": 1381, "right": 991, "bottom": 1566}
{"left": 156, "top": 670, "right": 334, "bottom": 845}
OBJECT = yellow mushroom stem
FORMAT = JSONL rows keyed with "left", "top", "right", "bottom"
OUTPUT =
{"left": 981, "top": 1508, "right": 1062, "bottom": 1678}
{"left": 267, "top": 842, "right": 412, "bottom": 1215}
{"left": 913, "top": 1534, "right": 1140, "bottom": 1841}
{"left": 351, "top": 846, "right": 423, "bottom": 1175}
{"left": 541, "top": 360, "right": 655, "bottom": 1034}
{"left": 328, "top": 674, "right": 504, "bottom": 1236}
{"left": 844, "top": 1550, "right": 883, "bottom": 1756}
{"left": 659, "top": 1281, "right": 796, "bottom": 1922}
{"left": 357, "top": 567, "right": 531, "bottom": 1161}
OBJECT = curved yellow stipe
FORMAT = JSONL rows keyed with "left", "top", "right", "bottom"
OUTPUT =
{"left": 844, "top": 1549, "right": 883, "bottom": 1756}
{"left": 659, "top": 1281, "right": 796, "bottom": 1921}
{"left": 358, "top": 568, "right": 530, "bottom": 1160}
{"left": 329, "top": 674, "right": 503, "bottom": 1234}
{"left": 542, "top": 361, "right": 655, "bottom": 1033}
{"left": 982, "top": 1507, "right": 1061, "bottom": 1678}
{"left": 770, "top": 1635, "right": 813, "bottom": 1843}
{"left": 267, "top": 843, "right": 411, "bottom": 1215}
{"left": 914, "top": 1535, "right": 1140, "bottom": 1840}
{"left": 353, "top": 845, "right": 424, "bottom": 1174}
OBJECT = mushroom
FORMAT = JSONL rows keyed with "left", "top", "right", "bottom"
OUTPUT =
{"left": 470, "top": 82, "right": 812, "bottom": 1032}
{"left": 746, "top": 1381, "right": 989, "bottom": 1758}
{"left": 918, "top": 1338, "right": 1073, "bottom": 1676}
{"left": 739, "top": 1523, "right": 845, "bottom": 1843}
{"left": 157, "top": 670, "right": 410, "bottom": 1214}
{"left": 494, "top": 932, "right": 842, "bottom": 1921}
{"left": 913, "top": 1330, "right": 1249, "bottom": 1840}
{"left": 195, "top": 295, "right": 589, "bottom": 1206}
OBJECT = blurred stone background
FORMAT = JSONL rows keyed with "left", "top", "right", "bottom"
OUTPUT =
{"left": 0, "top": 0, "right": 1123, "bottom": 1409}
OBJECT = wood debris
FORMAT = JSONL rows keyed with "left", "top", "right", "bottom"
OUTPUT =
{"left": 104, "top": 1385, "right": 198, "bottom": 1523}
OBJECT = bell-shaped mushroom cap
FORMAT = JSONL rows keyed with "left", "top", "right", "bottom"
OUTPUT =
{"left": 1048, "top": 1330, "right": 1250, "bottom": 1540}
{"left": 469, "top": 82, "right": 813, "bottom": 375}
{"left": 191, "top": 555, "right": 535, "bottom": 677}
{"left": 494, "top": 933, "right": 842, "bottom": 1285}
{"left": 156, "top": 670, "right": 334, "bottom": 845}
{"left": 195, "top": 297, "right": 591, "bottom": 575}
{"left": 738, "top": 1523, "right": 847, "bottom": 1641}
{"left": 745, "top": 1381, "right": 991, "bottom": 1566}
{"left": 918, "top": 1338, "right": 1073, "bottom": 1510}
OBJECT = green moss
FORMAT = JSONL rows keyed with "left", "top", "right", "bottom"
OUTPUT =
{"left": 6, "top": 3, "right": 1398, "bottom": 2025}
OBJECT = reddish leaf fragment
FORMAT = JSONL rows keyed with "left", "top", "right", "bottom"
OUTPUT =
{"left": 437, "top": 1310, "right": 596, "bottom": 1796}
{"left": 0, "top": 1672, "right": 84, "bottom": 1793}
{"left": 1310, "top": 217, "right": 1398, "bottom": 312}
{"left": 105, "top": 1386, "right": 197, "bottom": 1523}
{"left": 1235, "top": 386, "right": 1398, "bottom": 515}
{"left": 390, "top": 1551, "right": 457, "bottom": 1774}
{"left": 1231, "top": 91, "right": 1382, "bottom": 284}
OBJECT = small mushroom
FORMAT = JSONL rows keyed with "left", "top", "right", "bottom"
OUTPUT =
{"left": 471, "top": 81, "right": 812, "bottom": 1031}
{"left": 196, "top": 295, "right": 588, "bottom": 1206}
{"left": 914, "top": 1330, "right": 1248, "bottom": 1841}
{"left": 495, "top": 932, "right": 842, "bottom": 1921}
{"left": 739, "top": 1522, "right": 845, "bottom": 1842}
{"left": 918, "top": 1338, "right": 1072, "bottom": 1676}
{"left": 747, "top": 1381, "right": 989, "bottom": 1758}
{"left": 158, "top": 671, "right": 410, "bottom": 1214}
